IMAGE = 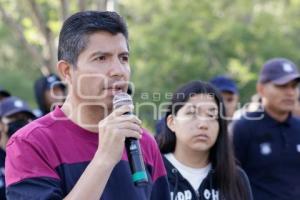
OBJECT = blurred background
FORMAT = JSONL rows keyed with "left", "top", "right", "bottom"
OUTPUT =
{"left": 0, "top": 0, "right": 300, "bottom": 130}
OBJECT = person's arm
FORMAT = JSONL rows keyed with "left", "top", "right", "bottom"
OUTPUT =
{"left": 63, "top": 105, "right": 142, "bottom": 200}
{"left": 62, "top": 152, "right": 114, "bottom": 200}
{"left": 5, "top": 137, "right": 63, "bottom": 199}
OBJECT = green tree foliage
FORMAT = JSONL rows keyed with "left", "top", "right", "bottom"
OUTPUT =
{"left": 0, "top": 0, "right": 108, "bottom": 106}
{"left": 0, "top": 21, "right": 40, "bottom": 105}
{"left": 119, "top": 0, "right": 300, "bottom": 129}
{"left": 1, "top": 0, "right": 300, "bottom": 130}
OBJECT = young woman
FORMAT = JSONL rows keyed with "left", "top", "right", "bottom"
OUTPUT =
{"left": 157, "top": 80, "right": 253, "bottom": 200}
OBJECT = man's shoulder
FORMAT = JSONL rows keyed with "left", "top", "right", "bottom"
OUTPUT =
{"left": 230, "top": 111, "right": 265, "bottom": 140}
{"left": 236, "top": 110, "right": 265, "bottom": 120}
{"left": 140, "top": 129, "right": 158, "bottom": 151}
{"left": 140, "top": 128, "right": 155, "bottom": 141}
{"left": 291, "top": 115, "right": 300, "bottom": 124}
{"left": 232, "top": 111, "right": 264, "bottom": 126}
{"left": 139, "top": 128, "right": 163, "bottom": 163}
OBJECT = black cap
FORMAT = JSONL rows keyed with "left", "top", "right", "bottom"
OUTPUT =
{"left": 0, "top": 96, "right": 35, "bottom": 118}
{"left": 259, "top": 58, "right": 300, "bottom": 85}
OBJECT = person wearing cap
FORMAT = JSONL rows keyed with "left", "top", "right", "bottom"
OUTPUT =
{"left": 0, "top": 96, "right": 36, "bottom": 145}
{"left": 210, "top": 75, "right": 239, "bottom": 120}
{"left": 0, "top": 96, "right": 36, "bottom": 200}
{"left": 231, "top": 58, "right": 300, "bottom": 200}
{"left": 33, "top": 73, "right": 66, "bottom": 117}
{"left": 0, "top": 86, "right": 11, "bottom": 101}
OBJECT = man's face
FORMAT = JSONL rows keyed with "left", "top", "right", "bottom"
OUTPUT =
{"left": 259, "top": 80, "right": 299, "bottom": 114}
{"left": 220, "top": 91, "right": 239, "bottom": 118}
{"left": 70, "top": 31, "right": 130, "bottom": 111}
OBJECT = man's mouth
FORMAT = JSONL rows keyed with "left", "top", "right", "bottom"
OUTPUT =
{"left": 104, "top": 82, "right": 128, "bottom": 94}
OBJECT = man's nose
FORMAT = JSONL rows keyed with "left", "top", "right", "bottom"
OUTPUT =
{"left": 108, "top": 57, "right": 128, "bottom": 78}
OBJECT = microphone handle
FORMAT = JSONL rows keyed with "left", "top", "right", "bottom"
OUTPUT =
{"left": 125, "top": 137, "right": 149, "bottom": 186}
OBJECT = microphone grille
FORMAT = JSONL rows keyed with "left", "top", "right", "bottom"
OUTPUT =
{"left": 113, "top": 92, "right": 133, "bottom": 109}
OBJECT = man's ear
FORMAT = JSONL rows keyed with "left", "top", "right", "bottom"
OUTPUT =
{"left": 57, "top": 60, "right": 72, "bottom": 85}
{"left": 256, "top": 83, "right": 264, "bottom": 97}
{"left": 166, "top": 114, "right": 176, "bottom": 132}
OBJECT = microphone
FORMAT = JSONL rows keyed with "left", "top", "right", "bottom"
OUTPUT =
{"left": 113, "top": 92, "right": 149, "bottom": 186}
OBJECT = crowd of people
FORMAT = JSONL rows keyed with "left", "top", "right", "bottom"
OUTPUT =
{"left": 0, "top": 10, "right": 299, "bottom": 200}
{"left": 0, "top": 74, "right": 66, "bottom": 199}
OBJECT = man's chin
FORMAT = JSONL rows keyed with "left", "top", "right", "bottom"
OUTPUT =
{"left": 278, "top": 107, "right": 294, "bottom": 114}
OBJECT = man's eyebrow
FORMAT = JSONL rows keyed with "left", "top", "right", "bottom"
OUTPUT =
{"left": 119, "top": 52, "right": 130, "bottom": 56}
{"left": 89, "top": 51, "right": 130, "bottom": 58}
{"left": 89, "top": 51, "right": 111, "bottom": 58}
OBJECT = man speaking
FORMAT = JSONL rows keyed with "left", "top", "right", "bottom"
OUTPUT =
{"left": 5, "top": 11, "right": 170, "bottom": 200}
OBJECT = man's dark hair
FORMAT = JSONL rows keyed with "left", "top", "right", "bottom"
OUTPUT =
{"left": 58, "top": 11, "right": 128, "bottom": 67}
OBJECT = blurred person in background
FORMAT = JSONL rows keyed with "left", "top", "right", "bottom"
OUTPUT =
{"left": 0, "top": 96, "right": 36, "bottom": 200}
{"left": 210, "top": 75, "right": 239, "bottom": 121}
{"left": 157, "top": 80, "right": 253, "bottom": 200}
{"left": 0, "top": 87, "right": 11, "bottom": 101}
{"left": 155, "top": 116, "right": 165, "bottom": 136}
{"left": 0, "top": 86, "right": 12, "bottom": 199}
{"left": 0, "top": 96, "right": 36, "bottom": 148}
{"left": 292, "top": 88, "right": 300, "bottom": 117}
{"left": 231, "top": 58, "right": 300, "bottom": 200}
{"left": 232, "top": 93, "right": 262, "bottom": 122}
{"left": 33, "top": 73, "right": 66, "bottom": 117}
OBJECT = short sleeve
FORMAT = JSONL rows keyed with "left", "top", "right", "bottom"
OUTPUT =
{"left": 5, "top": 137, "right": 62, "bottom": 200}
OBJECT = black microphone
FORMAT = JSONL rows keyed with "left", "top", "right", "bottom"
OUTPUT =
{"left": 113, "top": 92, "right": 149, "bottom": 186}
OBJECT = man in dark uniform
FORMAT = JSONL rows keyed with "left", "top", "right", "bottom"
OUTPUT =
{"left": 210, "top": 75, "right": 239, "bottom": 120}
{"left": 231, "top": 58, "right": 300, "bottom": 200}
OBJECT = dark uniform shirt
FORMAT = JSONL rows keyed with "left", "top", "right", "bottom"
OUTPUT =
{"left": 232, "top": 111, "right": 300, "bottom": 200}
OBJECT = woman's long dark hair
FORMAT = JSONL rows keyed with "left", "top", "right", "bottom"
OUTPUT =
{"left": 156, "top": 80, "right": 248, "bottom": 200}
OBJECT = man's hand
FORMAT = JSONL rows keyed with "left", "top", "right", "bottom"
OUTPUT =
{"left": 96, "top": 105, "right": 142, "bottom": 166}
